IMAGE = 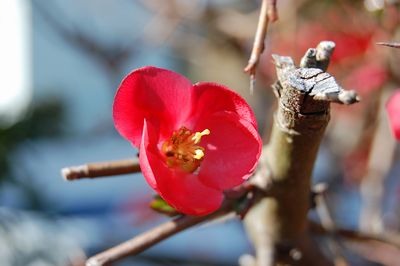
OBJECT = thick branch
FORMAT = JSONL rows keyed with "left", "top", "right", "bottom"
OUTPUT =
{"left": 244, "top": 42, "right": 358, "bottom": 266}
{"left": 86, "top": 202, "right": 233, "bottom": 266}
{"left": 61, "top": 158, "right": 140, "bottom": 180}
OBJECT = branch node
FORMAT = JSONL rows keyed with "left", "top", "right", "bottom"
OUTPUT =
{"left": 85, "top": 258, "right": 101, "bottom": 266}
{"left": 315, "top": 41, "right": 335, "bottom": 71}
{"left": 313, "top": 183, "right": 328, "bottom": 195}
{"left": 274, "top": 45, "right": 360, "bottom": 107}
{"left": 62, "top": 165, "right": 89, "bottom": 181}
{"left": 300, "top": 48, "right": 317, "bottom": 68}
{"left": 313, "top": 89, "right": 360, "bottom": 105}
{"left": 300, "top": 41, "right": 335, "bottom": 71}
{"left": 266, "top": 0, "right": 278, "bottom": 22}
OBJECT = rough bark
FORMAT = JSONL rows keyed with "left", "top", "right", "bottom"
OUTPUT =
{"left": 244, "top": 42, "right": 358, "bottom": 266}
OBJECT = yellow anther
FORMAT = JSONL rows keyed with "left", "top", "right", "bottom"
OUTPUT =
{"left": 193, "top": 149, "right": 205, "bottom": 160}
{"left": 192, "top": 129, "right": 210, "bottom": 144}
{"left": 162, "top": 127, "right": 210, "bottom": 173}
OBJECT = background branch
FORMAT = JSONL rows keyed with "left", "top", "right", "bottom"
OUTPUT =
{"left": 310, "top": 221, "right": 400, "bottom": 249}
{"left": 86, "top": 201, "right": 234, "bottom": 266}
{"left": 244, "top": 0, "right": 278, "bottom": 93}
{"left": 314, "top": 184, "right": 349, "bottom": 266}
{"left": 32, "top": 0, "right": 136, "bottom": 84}
{"left": 359, "top": 89, "right": 396, "bottom": 233}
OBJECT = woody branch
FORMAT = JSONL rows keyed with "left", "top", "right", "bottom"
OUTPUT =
{"left": 243, "top": 41, "right": 359, "bottom": 266}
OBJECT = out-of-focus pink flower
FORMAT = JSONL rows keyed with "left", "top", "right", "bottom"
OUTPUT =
{"left": 328, "top": 31, "right": 373, "bottom": 64}
{"left": 298, "top": 24, "right": 373, "bottom": 64}
{"left": 386, "top": 90, "right": 400, "bottom": 140}
{"left": 113, "top": 66, "right": 262, "bottom": 216}
{"left": 344, "top": 63, "right": 388, "bottom": 94}
{"left": 269, "top": 23, "right": 374, "bottom": 64}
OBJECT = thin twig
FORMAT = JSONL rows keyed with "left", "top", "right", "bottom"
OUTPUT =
{"left": 310, "top": 221, "right": 400, "bottom": 249}
{"left": 86, "top": 202, "right": 234, "bottom": 266}
{"left": 376, "top": 42, "right": 400, "bottom": 48}
{"left": 314, "top": 184, "right": 349, "bottom": 266}
{"left": 244, "top": 0, "right": 278, "bottom": 94}
{"left": 359, "top": 90, "right": 396, "bottom": 233}
{"left": 61, "top": 158, "right": 141, "bottom": 181}
{"left": 266, "top": 0, "right": 278, "bottom": 22}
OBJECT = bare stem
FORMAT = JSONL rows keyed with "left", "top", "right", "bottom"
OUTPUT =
{"left": 61, "top": 158, "right": 141, "bottom": 181}
{"left": 376, "top": 42, "right": 400, "bottom": 48}
{"left": 244, "top": 0, "right": 278, "bottom": 92}
{"left": 86, "top": 202, "right": 233, "bottom": 266}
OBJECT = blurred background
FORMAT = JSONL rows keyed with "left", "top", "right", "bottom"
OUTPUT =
{"left": 0, "top": 0, "right": 399, "bottom": 265}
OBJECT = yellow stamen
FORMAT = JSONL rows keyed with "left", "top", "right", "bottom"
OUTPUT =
{"left": 193, "top": 149, "right": 205, "bottom": 160}
{"left": 192, "top": 129, "right": 210, "bottom": 144}
{"left": 162, "top": 127, "right": 211, "bottom": 173}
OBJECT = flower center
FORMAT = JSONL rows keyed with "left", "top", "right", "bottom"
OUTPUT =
{"left": 162, "top": 127, "right": 210, "bottom": 173}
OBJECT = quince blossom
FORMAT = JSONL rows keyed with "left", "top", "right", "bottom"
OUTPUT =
{"left": 113, "top": 67, "right": 262, "bottom": 216}
{"left": 386, "top": 90, "right": 400, "bottom": 140}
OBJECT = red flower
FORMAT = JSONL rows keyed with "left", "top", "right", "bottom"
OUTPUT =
{"left": 113, "top": 66, "right": 262, "bottom": 216}
{"left": 386, "top": 90, "right": 400, "bottom": 141}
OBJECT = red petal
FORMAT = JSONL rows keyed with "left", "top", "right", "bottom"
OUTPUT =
{"left": 113, "top": 66, "right": 193, "bottom": 147}
{"left": 139, "top": 120, "right": 159, "bottom": 191}
{"left": 140, "top": 120, "right": 223, "bottom": 216}
{"left": 189, "top": 82, "right": 258, "bottom": 129}
{"left": 195, "top": 111, "right": 262, "bottom": 190}
{"left": 386, "top": 90, "right": 400, "bottom": 140}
